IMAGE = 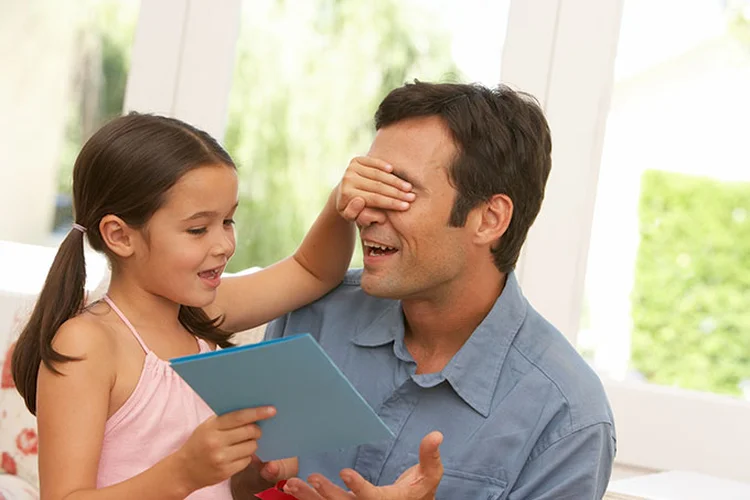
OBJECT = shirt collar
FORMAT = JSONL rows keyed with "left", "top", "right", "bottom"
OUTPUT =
{"left": 351, "top": 272, "right": 528, "bottom": 418}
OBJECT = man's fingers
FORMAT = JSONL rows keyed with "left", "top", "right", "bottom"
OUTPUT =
{"left": 339, "top": 469, "right": 380, "bottom": 498}
{"left": 260, "top": 456, "right": 298, "bottom": 482}
{"left": 283, "top": 478, "right": 326, "bottom": 500}
{"left": 258, "top": 459, "right": 279, "bottom": 482}
{"left": 216, "top": 406, "right": 276, "bottom": 430}
{"left": 306, "top": 474, "right": 357, "bottom": 499}
{"left": 419, "top": 431, "right": 444, "bottom": 478}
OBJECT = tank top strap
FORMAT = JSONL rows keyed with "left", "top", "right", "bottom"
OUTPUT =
{"left": 197, "top": 338, "right": 212, "bottom": 353}
{"left": 102, "top": 295, "right": 150, "bottom": 354}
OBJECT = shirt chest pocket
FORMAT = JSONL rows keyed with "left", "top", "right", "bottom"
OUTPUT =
{"left": 437, "top": 468, "right": 507, "bottom": 500}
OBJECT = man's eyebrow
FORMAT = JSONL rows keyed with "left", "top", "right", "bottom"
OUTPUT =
{"left": 183, "top": 202, "right": 239, "bottom": 221}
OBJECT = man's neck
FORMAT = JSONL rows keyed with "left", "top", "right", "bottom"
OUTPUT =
{"left": 402, "top": 271, "right": 507, "bottom": 374}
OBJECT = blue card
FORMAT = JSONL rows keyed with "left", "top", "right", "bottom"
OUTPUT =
{"left": 170, "top": 334, "right": 393, "bottom": 461}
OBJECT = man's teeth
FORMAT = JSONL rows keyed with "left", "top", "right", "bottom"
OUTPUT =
{"left": 365, "top": 242, "right": 395, "bottom": 250}
{"left": 365, "top": 242, "right": 396, "bottom": 255}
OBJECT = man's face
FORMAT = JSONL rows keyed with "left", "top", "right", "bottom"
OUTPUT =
{"left": 359, "top": 116, "right": 474, "bottom": 301}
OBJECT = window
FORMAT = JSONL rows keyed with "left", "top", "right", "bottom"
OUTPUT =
{"left": 579, "top": 0, "right": 750, "bottom": 401}
{"left": 0, "top": 0, "right": 139, "bottom": 246}
{"left": 511, "top": 0, "right": 750, "bottom": 480}
{"left": 224, "top": 0, "right": 510, "bottom": 271}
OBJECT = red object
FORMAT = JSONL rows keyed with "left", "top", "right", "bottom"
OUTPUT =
{"left": 16, "top": 428, "right": 38, "bottom": 455}
{"left": 1, "top": 342, "right": 15, "bottom": 389}
{"left": 255, "top": 481, "right": 298, "bottom": 499}
{"left": 1, "top": 452, "right": 17, "bottom": 475}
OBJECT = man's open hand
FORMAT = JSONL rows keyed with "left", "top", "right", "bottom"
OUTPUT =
{"left": 282, "top": 432, "right": 443, "bottom": 500}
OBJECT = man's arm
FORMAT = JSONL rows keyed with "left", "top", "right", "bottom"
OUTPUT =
{"left": 263, "top": 314, "right": 287, "bottom": 341}
{"left": 508, "top": 422, "right": 615, "bottom": 500}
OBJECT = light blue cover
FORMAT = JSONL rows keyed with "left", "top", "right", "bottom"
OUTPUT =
{"left": 170, "top": 333, "right": 394, "bottom": 461}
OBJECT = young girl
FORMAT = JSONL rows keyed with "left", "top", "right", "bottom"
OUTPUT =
{"left": 11, "top": 113, "right": 414, "bottom": 499}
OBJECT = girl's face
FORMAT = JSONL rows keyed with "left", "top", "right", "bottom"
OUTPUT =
{"left": 132, "top": 164, "right": 238, "bottom": 308}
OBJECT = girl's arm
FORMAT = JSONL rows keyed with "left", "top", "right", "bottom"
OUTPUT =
{"left": 38, "top": 319, "right": 268, "bottom": 500}
{"left": 212, "top": 157, "right": 413, "bottom": 333}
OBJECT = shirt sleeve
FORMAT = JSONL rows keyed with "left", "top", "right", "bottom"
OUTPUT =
{"left": 507, "top": 422, "right": 615, "bottom": 500}
{"left": 263, "top": 314, "right": 289, "bottom": 341}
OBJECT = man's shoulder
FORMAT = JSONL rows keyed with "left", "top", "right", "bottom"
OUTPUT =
{"left": 310, "top": 269, "right": 387, "bottom": 311}
{"left": 267, "top": 269, "right": 396, "bottom": 337}
{"left": 508, "top": 305, "right": 614, "bottom": 433}
{"left": 340, "top": 268, "right": 364, "bottom": 287}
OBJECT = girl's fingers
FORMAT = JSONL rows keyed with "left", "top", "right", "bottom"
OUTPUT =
{"left": 354, "top": 192, "right": 411, "bottom": 211}
{"left": 223, "top": 423, "right": 262, "bottom": 446}
{"left": 350, "top": 155, "right": 393, "bottom": 173}
{"left": 345, "top": 176, "right": 415, "bottom": 201}
{"left": 224, "top": 438, "right": 260, "bottom": 463}
{"left": 352, "top": 165, "right": 412, "bottom": 192}
{"left": 341, "top": 197, "right": 366, "bottom": 221}
{"left": 349, "top": 157, "right": 412, "bottom": 192}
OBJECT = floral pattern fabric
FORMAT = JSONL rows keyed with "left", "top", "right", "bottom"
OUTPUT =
{"left": 0, "top": 305, "right": 39, "bottom": 489}
{"left": 0, "top": 472, "right": 39, "bottom": 499}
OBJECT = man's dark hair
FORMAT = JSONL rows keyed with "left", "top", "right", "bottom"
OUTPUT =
{"left": 375, "top": 81, "right": 552, "bottom": 273}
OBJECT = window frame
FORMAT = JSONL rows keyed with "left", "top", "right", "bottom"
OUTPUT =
{"left": 504, "top": 0, "right": 750, "bottom": 482}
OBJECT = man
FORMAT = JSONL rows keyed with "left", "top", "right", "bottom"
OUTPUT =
{"left": 235, "top": 81, "right": 615, "bottom": 499}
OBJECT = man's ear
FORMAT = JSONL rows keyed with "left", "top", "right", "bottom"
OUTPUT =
{"left": 99, "top": 215, "right": 137, "bottom": 258}
{"left": 471, "top": 194, "right": 513, "bottom": 246}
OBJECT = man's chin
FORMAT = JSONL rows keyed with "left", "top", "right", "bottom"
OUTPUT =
{"left": 360, "top": 272, "right": 398, "bottom": 298}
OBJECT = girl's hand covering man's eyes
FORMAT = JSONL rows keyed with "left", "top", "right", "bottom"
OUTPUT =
{"left": 336, "top": 156, "right": 415, "bottom": 222}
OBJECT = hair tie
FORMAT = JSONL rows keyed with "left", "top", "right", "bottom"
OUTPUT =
{"left": 72, "top": 223, "right": 87, "bottom": 234}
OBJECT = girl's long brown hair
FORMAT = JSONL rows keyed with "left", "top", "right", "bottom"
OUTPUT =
{"left": 12, "top": 113, "right": 235, "bottom": 414}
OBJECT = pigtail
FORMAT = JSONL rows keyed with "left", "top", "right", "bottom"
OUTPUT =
{"left": 179, "top": 306, "right": 234, "bottom": 348}
{"left": 11, "top": 228, "right": 88, "bottom": 415}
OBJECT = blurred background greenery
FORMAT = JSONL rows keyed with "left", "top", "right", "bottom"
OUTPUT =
{"left": 632, "top": 170, "right": 750, "bottom": 397}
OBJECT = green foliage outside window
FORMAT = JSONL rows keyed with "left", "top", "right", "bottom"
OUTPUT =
{"left": 632, "top": 170, "right": 750, "bottom": 397}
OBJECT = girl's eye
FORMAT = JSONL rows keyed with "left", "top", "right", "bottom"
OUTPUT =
{"left": 223, "top": 219, "right": 236, "bottom": 226}
{"left": 187, "top": 227, "right": 207, "bottom": 235}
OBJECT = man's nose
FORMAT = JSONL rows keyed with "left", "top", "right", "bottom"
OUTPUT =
{"left": 356, "top": 207, "right": 387, "bottom": 228}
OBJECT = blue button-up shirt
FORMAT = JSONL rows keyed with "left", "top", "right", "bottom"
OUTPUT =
{"left": 265, "top": 270, "right": 615, "bottom": 499}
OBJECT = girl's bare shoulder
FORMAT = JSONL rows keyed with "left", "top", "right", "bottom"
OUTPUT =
{"left": 51, "top": 300, "right": 119, "bottom": 362}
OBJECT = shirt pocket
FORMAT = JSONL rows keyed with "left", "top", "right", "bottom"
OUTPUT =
{"left": 437, "top": 468, "right": 507, "bottom": 500}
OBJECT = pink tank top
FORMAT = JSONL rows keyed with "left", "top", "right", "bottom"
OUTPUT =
{"left": 96, "top": 296, "right": 232, "bottom": 498}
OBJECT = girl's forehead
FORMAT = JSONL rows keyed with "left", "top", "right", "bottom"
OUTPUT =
{"left": 161, "top": 165, "right": 238, "bottom": 214}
